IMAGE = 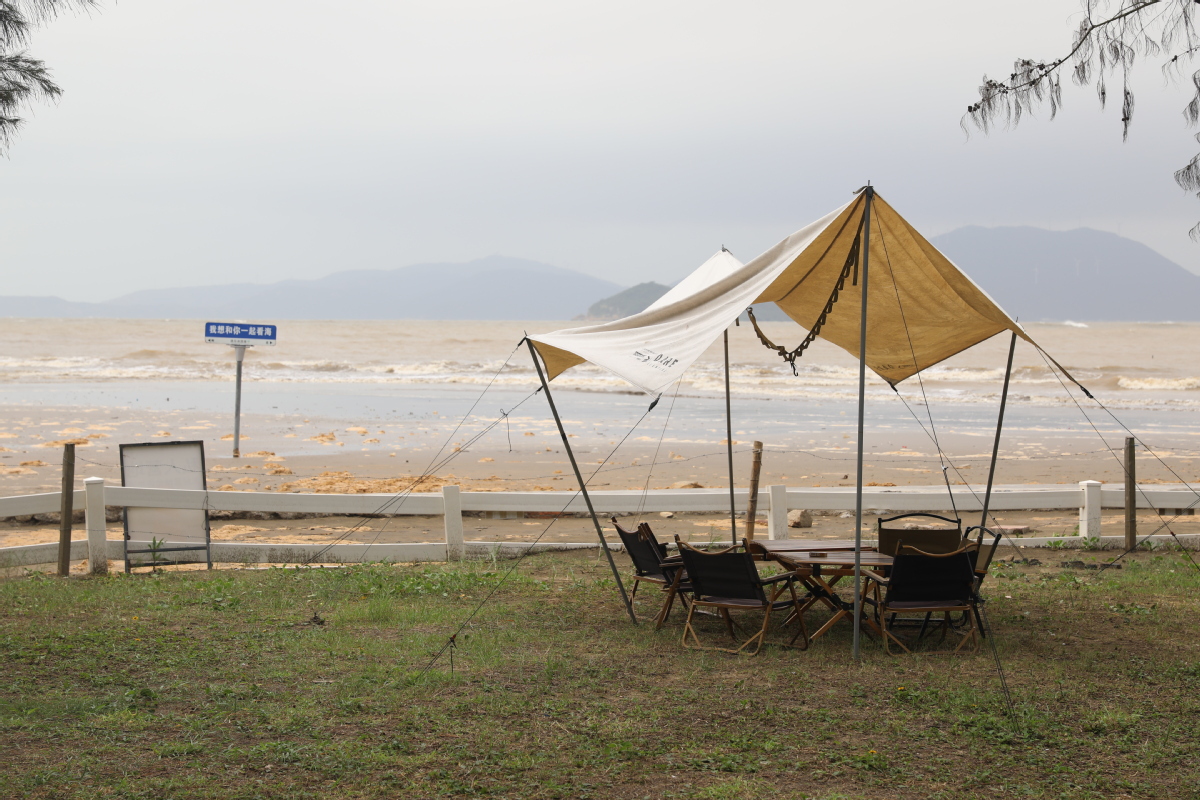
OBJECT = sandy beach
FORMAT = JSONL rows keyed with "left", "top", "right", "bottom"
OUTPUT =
{"left": 3, "top": 318, "right": 1200, "bottom": 557}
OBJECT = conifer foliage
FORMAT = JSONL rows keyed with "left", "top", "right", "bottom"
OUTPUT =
{"left": 0, "top": 0, "right": 97, "bottom": 152}
{"left": 965, "top": 1, "right": 1200, "bottom": 236}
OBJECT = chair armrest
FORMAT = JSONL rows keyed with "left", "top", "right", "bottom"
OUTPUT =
{"left": 759, "top": 571, "right": 798, "bottom": 586}
{"left": 861, "top": 570, "right": 889, "bottom": 585}
{"left": 659, "top": 555, "right": 684, "bottom": 566}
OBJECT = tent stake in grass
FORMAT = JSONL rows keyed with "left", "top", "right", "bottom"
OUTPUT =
{"left": 526, "top": 339, "right": 637, "bottom": 624}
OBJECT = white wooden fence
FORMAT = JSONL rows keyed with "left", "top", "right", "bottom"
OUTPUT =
{"left": 1, "top": 478, "right": 1198, "bottom": 573}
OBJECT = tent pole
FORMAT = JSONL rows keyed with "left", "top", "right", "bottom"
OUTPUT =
{"left": 526, "top": 339, "right": 637, "bottom": 624}
{"left": 853, "top": 187, "right": 873, "bottom": 661}
{"left": 981, "top": 331, "right": 1018, "bottom": 530}
{"left": 724, "top": 328, "right": 737, "bottom": 546}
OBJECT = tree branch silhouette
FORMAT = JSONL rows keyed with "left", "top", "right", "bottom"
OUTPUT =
{"left": 964, "top": 1, "right": 1200, "bottom": 238}
{"left": 1, "top": 1, "right": 99, "bottom": 152}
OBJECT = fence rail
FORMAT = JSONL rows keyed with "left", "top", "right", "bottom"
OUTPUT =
{"left": 2, "top": 478, "right": 1198, "bottom": 572}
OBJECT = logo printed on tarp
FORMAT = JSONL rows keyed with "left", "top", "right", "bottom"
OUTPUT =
{"left": 632, "top": 347, "right": 679, "bottom": 372}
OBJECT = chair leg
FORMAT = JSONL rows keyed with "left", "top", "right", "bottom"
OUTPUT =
{"left": 882, "top": 614, "right": 912, "bottom": 655}
{"left": 735, "top": 605, "right": 770, "bottom": 656}
{"left": 953, "top": 606, "right": 980, "bottom": 654}
{"left": 720, "top": 608, "right": 738, "bottom": 641}
{"left": 655, "top": 585, "right": 676, "bottom": 630}
{"left": 917, "top": 612, "right": 932, "bottom": 641}
{"left": 786, "top": 584, "right": 810, "bottom": 650}
{"left": 682, "top": 602, "right": 703, "bottom": 650}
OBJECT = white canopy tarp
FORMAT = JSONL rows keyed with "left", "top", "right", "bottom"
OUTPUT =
{"left": 530, "top": 192, "right": 1051, "bottom": 396}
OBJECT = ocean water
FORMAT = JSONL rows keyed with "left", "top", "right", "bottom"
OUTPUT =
{"left": 1, "top": 318, "right": 1199, "bottom": 453}
{"left": 1, "top": 318, "right": 1198, "bottom": 399}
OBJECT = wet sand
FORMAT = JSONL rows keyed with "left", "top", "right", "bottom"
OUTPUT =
{"left": 4, "top": 397, "right": 1200, "bottom": 556}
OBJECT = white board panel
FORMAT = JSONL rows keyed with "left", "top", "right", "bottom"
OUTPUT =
{"left": 120, "top": 441, "right": 210, "bottom": 566}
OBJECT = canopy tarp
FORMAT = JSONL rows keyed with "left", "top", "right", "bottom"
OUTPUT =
{"left": 530, "top": 192, "right": 1045, "bottom": 396}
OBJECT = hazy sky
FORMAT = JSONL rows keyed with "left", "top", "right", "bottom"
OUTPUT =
{"left": 5, "top": 0, "right": 1200, "bottom": 301}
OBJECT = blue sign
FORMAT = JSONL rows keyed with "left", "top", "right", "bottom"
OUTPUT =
{"left": 204, "top": 322, "right": 277, "bottom": 346}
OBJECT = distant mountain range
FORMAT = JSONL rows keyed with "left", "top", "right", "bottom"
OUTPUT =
{"left": 579, "top": 282, "right": 670, "bottom": 320}
{"left": 0, "top": 256, "right": 621, "bottom": 321}
{"left": 930, "top": 226, "right": 1200, "bottom": 322}
{"left": 3, "top": 227, "right": 1199, "bottom": 321}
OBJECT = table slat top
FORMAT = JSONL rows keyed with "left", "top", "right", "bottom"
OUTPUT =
{"left": 754, "top": 539, "right": 874, "bottom": 552}
{"left": 773, "top": 551, "right": 894, "bottom": 568}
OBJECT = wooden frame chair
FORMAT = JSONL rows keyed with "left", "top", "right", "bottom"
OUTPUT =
{"left": 611, "top": 518, "right": 691, "bottom": 628}
{"left": 876, "top": 514, "right": 964, "bottom": 557}
{"left": 871, "top": 514, "right": 965, "bottom": 632}
{"left": 866, "top": 541, "right": 980, "bottom": 656}
{"left": 676, "top": 537, "right": 808, "bottom": 656}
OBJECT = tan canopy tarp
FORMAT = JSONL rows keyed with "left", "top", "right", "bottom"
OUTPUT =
{"left": 531, "top": 192, "right": 1052, "bottom": 395}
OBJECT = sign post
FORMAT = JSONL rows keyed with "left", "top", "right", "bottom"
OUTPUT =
{"left": 232, "top": 345, "right": 246, "bottom": 458}
{"left": 205, "top": 322, "right": 277, "bottom": 458}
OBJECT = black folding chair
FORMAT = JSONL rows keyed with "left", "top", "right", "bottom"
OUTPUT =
{"left": 866, "top": 541, "right": 981, "bottom": 656}
{"left": 612, "top": 518, "right": 692, "bottom": 628}
{"left": 676, "top": 537, "right": 808, "bottom": 656}
{"left": 876, "top": 514, "right": 964, "bottom": 557}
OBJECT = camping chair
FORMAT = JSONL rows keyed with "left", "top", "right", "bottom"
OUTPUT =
{"left": 963, "top": 526, "right": 1004, "bottom": 636}
{"left": 876, "top": 514, "right": 964, "bottom": 557}
{"left": 676, "top": 536, "right": 808, "bottom": 655}
{"left": 865, "top": 541, "right": 981, "bottom": 656}
{"left": 873, "top": 514, "right": 965, "bottom": 630}
{"left": 612, "top": 518, "right": 692, "bottom": 629}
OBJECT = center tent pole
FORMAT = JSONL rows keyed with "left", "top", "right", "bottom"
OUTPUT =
{"left": 525, "top": 339, "right": 637, "bottom": 624}
{"left": 853, "top": 187, "right": 874, "bottom": 660}
{"left": 981, "top": 331, "right": 1018, "bottom": 530}
{"left": 724, "top": 329, "right": 737, "bottom": 545}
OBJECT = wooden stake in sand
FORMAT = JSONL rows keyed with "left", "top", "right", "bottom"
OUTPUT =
{"left": 744, "top": 441, "right": 764, "bottom": 541}
{"left": 57, "top": 443, "right": 75, "bottom": 577}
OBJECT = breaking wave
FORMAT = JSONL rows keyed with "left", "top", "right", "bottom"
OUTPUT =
{"left": 1117, "top": 376, "right": 1200, "bottom": 391}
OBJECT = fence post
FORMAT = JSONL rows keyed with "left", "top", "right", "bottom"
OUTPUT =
{"left": 84, "top": 477, "right": 108, "bottom": 575}
{"left": 1124, "top": 437, "right": 1137, "bottom": 551}
{"left": 57, "top": 443, "right": 76, "bottom": 576}
{"left": 1079, "top": 480, "right": 1102, "bottom": 539}
{"left": 766, "top": 485, "right": 788, "bottom": 540}
{"left": 442, "top": 485, "right": 464, "bottom": 561}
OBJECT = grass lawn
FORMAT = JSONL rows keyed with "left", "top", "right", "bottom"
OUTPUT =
{"left": 3, "top": 547, "right": 1200, "bottom": 799}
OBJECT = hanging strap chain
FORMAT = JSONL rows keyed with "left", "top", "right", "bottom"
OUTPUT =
{"left": 746, "top": 225, "right": 863, "bottom": 376}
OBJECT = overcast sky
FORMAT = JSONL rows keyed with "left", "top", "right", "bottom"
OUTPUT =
{"left": 5, "top": 0, "right": 1200, "bottom": 301}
